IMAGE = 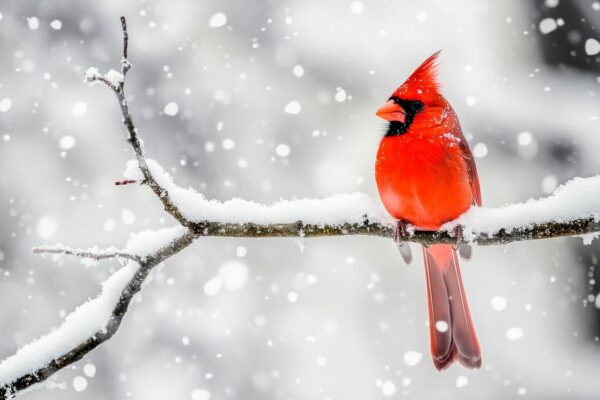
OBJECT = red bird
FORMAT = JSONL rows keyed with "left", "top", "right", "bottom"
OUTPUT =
{"left": 374, "top": 51, "right": 482, "bottom": 370}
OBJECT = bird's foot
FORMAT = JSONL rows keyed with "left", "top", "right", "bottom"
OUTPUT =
{"left": 452, "top": 225, "right": 472, "bottom": 261}
{"left": 394, "top": 221, "right": 413, "bottom": 265}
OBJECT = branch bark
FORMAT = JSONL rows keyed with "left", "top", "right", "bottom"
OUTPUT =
{"left": 186, "top": 216, "right": 600, "bottom": 246}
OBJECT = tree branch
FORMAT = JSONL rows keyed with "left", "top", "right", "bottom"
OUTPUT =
{"left": 185, "top": 216, "right": 600, "bottom": 246}
{"left": 32, "top": 245, "right": 141, "bottom": 263}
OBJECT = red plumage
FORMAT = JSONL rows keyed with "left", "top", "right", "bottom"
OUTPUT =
{"left": 375, "top": 52, "right": 482, "bottom": 370}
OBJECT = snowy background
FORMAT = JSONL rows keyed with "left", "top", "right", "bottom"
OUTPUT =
{"left": 1, "top": 0, "right": 600, "bottom": 399}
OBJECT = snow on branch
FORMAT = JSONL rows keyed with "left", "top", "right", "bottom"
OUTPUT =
{"left": 1, "top": 15, "right": 600, "bottom": 400}
{"left": 0, "top": 228, "right": 195, "bottom": 398}
{"left": 123, "top": 158, "right": 600, "bottom": 246}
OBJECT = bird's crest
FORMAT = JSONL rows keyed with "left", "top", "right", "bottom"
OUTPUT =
{"left": 392, "top": 50, "right": 442, "bottom": 100}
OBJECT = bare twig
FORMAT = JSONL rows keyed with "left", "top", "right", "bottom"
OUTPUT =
{"left": 120, "top": 16, "right": 129, "bottom": 72}
{"left": 32, "top": 245, "right": 141, "bottom": 263}
{"left": 112, "top": 22, "right": 188, "bottom": 227}
{"left": 82, "top": 18, "right": 188, "bottom": 227}
{"left": 115, "top": 179, "right": 137, "bottom": 186}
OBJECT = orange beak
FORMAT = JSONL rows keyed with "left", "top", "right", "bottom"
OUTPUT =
{"left": 376, "top": 100, "right": 406, "bottom": 123}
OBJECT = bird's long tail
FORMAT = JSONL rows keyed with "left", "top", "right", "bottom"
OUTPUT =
{"left": 422, "top": 244, "right": 481, "bottom": 370}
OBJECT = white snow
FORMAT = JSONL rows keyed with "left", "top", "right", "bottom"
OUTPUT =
{"left": 539, "top": 18, "right": 557, "bottom": 34}
{"left": 287, "top": 291, "right": 298, "bottom": 303}
{"left": 381, "top": 380, "right": 397, "bottom": 396}
{"left": 585, "top": 38, "right": 600, "bottom": 56}
{"left": 222, "top": 138, "right": 235, "bottom": 150}
{"left": 491, "top": 296, "right": 507, "bottom": 311}
{"left": 518, "top": 131, "right": 533, "bottom": 146}
{"left": 121, "top": 209, "right": 135, "bottom": 225}
{"left": 416, "top": 11, "right": 428, "bottom": 23}
{"left": 506, "top": 327, "right": 524, "bottom": 340}
{"left": 465, "top": 95, "right": 477, "bottom": 106}
{"left": 275, "top": 144, "right": 291, "bottom": 157}
{"left": 73, "top": 376, "right": 87, "bottom": 391}
{"left": 104, "top": 219, "right": 115, "bottom": 232}
{"left": 444, "top": 175, "right": 600, "bottom": 241}
{"left": 82, "top": 68, "right": 123, "bottom": 88}
{"left": 403, "top": 351, "right": 423, "bottom": 366}
{"left": 218, "top": 260, "right": 248, "bottom": 290}
{"left": 456, "top": 376, "right": 469, "bottom": 388}
{"left": 208, "top": 12, "right": 227, "bottom": 28}
{"left": 435, "top": 320, "right": 449, "bottom": 332}
{"left": 0, "top": 262, "right": 137, "bottom": 386}
{"left": 0, "top": 98, "right": 12, "bottom": 113}
{"left": 50, "top": 19, "right": 62, "bottom": 30}
{"left": 123, "top": 159, "right": 387, "bottom": 226}
{"left": 350, "top": 1, "right": 363, "bottom": 14}
{"left": 292, "top": 65, "right": 304, "bottom": 77}
{"left": 72, "top": 102, "right": 87, "bottom": 117}
{"left": 472, "top": 142, "right": 488, "bottom": 158}
{"left": 59, "top": 136, "right": 76, "bottom": 150}
{"left": 36, "top": 216, "right": 57, "bottom": 239}
{"left": 284, "top": 101, "right": 301, "bottom": 114}
{"left": 334, "top": 88, "right": 347, "bottom": 102}
{"left": 164, "top": 102, "right": 179, "bottom": 116}
{"left": 236, "top": 246, "right": 247, "bottom": 257}
{"left": 581, "top": 232, "right": 600, "bottom": 245}
{"left": 204, "top": 141, "right": 215, "bottom": 152}
{"left": 105, "top": 69, "right": 124, "bottom": 86}
{"left": 83, "top": 67, "right": 102, "bottom": 86}
{"left": 191, "top": 388, "right": 211, "bottom": 400}
{"left": 203, "top": 276, "right": 222, "bottom": 296}
{"left": 27, "top": 17, "right": 39, "bottom": 30}
{"left": 83, "top": 363, "right": 96, "bottom": 377}
{"left": 124, "top": 225, "right": 187, "bottom": 259}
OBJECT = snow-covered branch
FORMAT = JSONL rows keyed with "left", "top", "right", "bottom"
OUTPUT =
{"left": 122, "top": 159, "right": 600, "bottom": 246}
{"left": 1, "top": 15, "right": 599, "bottom": 400}
{"left": 0, "top": 228, "right": 196, "bottom": 398}
{"left": 0, "top": 17, "right": 198, "bottom": 399}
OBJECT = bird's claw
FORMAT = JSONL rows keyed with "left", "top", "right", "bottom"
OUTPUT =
{"left": 452, "top": 225, "right": 472, "bottom": 261}
{"left": 394, "top": 221, "right": 413, "bottom": 265}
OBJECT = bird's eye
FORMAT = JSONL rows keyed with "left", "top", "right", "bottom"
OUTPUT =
{"left": 411, "top": 101, "right": 424, "bottom": 112}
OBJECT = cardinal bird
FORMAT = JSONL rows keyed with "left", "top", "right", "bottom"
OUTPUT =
{"left": 374, "top": 51, "right": 482, "bottom": 370}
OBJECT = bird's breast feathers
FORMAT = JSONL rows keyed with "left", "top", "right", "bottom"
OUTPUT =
{"left": 375, "top": 132, "right": 472, "bottom": 229}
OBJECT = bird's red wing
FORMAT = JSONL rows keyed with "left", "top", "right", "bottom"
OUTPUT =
{"left": 459, "top": 139, "right": 482, "bottom": 206}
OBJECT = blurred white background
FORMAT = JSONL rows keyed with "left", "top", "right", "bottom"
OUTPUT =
{"left": 1, "top": 0, "right": 600, "bottom": 399}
